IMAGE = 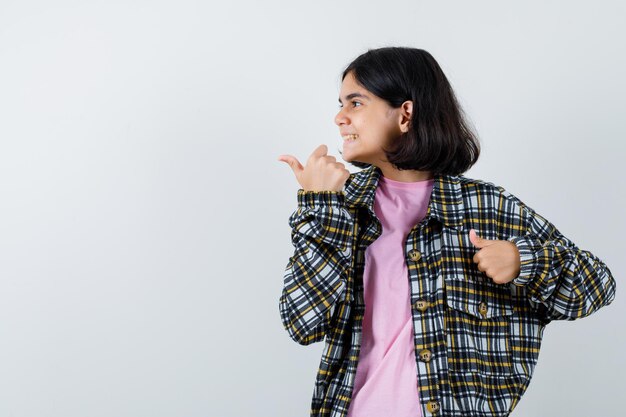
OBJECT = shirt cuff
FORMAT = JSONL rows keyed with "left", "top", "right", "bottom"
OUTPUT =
{"left": 507, "top": 235, "right": 542, "bottom": 287}
{"left": 296, "top": 189, "right": 346, "bottom": 208}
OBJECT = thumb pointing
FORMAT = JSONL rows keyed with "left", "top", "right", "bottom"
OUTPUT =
{"left": 277, "top": 154, "right": 304, "bottom": 175}
{"left": 469, "top": 229, "right": 481, "bottom": 247}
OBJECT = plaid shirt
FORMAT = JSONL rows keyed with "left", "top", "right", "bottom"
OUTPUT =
{"left": 279, "top": 164, "right": 616, "bottom": 417}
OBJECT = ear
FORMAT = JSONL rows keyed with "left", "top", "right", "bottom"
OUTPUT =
{"left": 398, "top": 100, "right": 413, "bottom": 133}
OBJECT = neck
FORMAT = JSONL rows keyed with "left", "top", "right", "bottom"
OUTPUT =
{"left": 377, "top": 164, "right": 434, "bottom": 182}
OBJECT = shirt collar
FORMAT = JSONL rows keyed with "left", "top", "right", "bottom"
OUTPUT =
{"left": 344, "top": 164, "right": 465, "bottom": 230}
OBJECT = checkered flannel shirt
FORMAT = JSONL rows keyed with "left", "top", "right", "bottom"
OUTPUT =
{"left": 279, "top": 164, "right": 616, "bottom": 417}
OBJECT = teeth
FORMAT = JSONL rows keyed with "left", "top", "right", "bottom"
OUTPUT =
{"left": 343, "top": 134, "right": 358, "bottom": 141}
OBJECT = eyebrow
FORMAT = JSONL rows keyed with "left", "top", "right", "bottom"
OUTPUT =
{"left": 338, "top": 92, "right": 371, "bottom": 104}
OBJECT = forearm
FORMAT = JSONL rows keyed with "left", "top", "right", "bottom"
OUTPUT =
{"left": 508, "top": 208, "right": 616, "bottom": 321}
{"left": 278, "top": 190, "right": 354, "bottom": 345}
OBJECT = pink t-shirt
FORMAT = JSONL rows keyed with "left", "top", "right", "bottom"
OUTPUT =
{"left": 346, "top": 174, "right": 434, "bottom": 417}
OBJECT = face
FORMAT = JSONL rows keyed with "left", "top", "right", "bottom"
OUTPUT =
{"left": 335, "top": 70, "right": 412, "bottom": 166}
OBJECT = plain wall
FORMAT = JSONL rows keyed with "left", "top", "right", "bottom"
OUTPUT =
{"left": 0, "top": 0, "right": 624, "bottom": 416}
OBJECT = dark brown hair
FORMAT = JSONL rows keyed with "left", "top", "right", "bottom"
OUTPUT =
{"left": 338, "top": 46, "right": 481, "bottom": 175}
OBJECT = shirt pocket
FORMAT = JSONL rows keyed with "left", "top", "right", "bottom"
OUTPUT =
{"left": 444, "top": 271, "right": 514, "bottom": 376}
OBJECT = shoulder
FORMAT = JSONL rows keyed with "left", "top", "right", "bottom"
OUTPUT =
{"left": 453, "top": 174, "right": 538, "bottom": 237}
{"left": 457, "top": 173, "right": 511, "bottom": 196}
{"left": 457, "top": 174, "right": 501, "bottom": 191}
{"left": 455, "top": 174, "right": 529, "bottom": 211}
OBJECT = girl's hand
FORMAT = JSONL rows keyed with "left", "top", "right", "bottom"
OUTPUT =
{"left": 469, "top": 229, "right": 521, "bottom": 284}
{"left": 278, "top": 144, "right": 350, "bottom": 192}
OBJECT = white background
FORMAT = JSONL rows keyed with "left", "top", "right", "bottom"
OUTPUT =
{"left": 0, "top": 1, "right": 624, "bottom": 416}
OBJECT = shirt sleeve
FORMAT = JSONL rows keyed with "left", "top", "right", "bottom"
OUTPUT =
{"left": 278, "top": 189, "right": 355, "bottom": 345}
{"left": 504, "top": 192, "right": 616, "bottom": 322}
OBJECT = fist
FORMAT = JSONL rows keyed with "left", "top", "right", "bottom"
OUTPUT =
{"left": 469, "top": 229, "right": 521, "bottom": 284}
{"left": 278, "top": 144, "right": 350, "bottom": 192}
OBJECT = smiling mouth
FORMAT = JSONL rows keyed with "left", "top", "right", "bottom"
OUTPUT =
{"left": 342, "top": 134, "right": 359, "bottom": 142}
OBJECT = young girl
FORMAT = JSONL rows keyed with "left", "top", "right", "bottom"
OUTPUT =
{"left": 277, "top": 47, "right": 616, "bottom": 417}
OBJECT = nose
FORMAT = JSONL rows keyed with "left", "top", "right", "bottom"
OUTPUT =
{"left": 334, "top": 108, "right": 349, "bottom": 126}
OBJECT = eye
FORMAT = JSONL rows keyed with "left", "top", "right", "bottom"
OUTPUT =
{"left": 338, "top": 101, "right": 362, "bottom": 108}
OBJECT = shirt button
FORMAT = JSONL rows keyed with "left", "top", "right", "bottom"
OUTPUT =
{"left": 408, "top": 249, "right": 421, "bottom": 262}
{"left": 478, "top": 301, "right": 488, "bottom": 317}
{"left": 414, "top": 299, "right": 429, "bottom": 312}
{"left": 426, "top": 400, "right": 440, "bottom": 413}
{"left": 418, "top": 349, "right": 432, "bottom": 362}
